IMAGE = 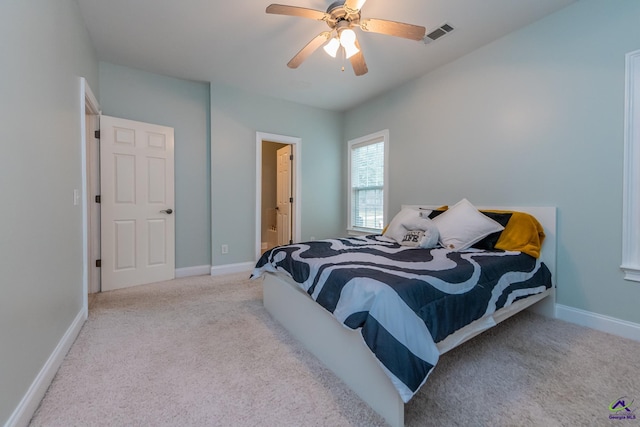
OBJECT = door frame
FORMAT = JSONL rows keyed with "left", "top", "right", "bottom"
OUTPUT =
{"left": 255, "top": 132, "right": 301, "bottom": 260}
{"left": 80, "top": 78, "right": 101, "bottom": 313}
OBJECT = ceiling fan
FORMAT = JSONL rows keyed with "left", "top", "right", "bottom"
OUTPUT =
{"left": 266, "top": 0, "right": 426, "bottom": 76}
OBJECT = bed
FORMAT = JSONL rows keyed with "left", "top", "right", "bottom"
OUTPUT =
{"left": 251, "top": 202, "right": 556, "bottom": 427}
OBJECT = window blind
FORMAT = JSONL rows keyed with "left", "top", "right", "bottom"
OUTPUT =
{"left": 351, "top": 140, "right": 384, "bottom": 230}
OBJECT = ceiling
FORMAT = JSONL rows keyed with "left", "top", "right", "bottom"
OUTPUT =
{"left": 76, "top": 0, "right": 576, "bottom": 112}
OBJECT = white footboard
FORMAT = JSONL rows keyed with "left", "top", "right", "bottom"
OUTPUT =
{"left": 263, "top": 273, "right": 554, "bottom": 427}
{"left": 263, "top": 273, "right": 405, "bottom": 427}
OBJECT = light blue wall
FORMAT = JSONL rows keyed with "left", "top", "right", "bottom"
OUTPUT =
{"left": 97, "top": 67, "right": 345, "bottom": 269}
{"left": 99, "top": 62, "right": 211, "bottom": 269}
{"left": 210, "top": 84, "right": 343, "bottom": 266}
{"left": 4, "top": 1, "right": 638, "bottom": 423}
{"left": 344, "top": 0, "right": 640, "bottom": 324}
{"left": 0, "top": 0, "right": 98, "bottom": 424}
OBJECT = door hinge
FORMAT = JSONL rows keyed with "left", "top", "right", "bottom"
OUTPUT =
{"left": 94, "top": 130, "right": 100, "bottom": 139}
{"left": 289, "top": 154, "right": 293, "bottom": 161}
{"left": 289, "top": 197, "right": 293, "bottom": 203}
{"left": 95, "top": 195, "right": 101, "bottom": 203}
{"left": 95, "top": 259, "right": 101, "bottom": 268}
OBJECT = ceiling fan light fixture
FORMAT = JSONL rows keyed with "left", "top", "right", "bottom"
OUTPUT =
{"left": 343, "top": 41, "right": 360, "bottom": 59}
{"left": 323, "top": 37, "right": 340, "bottom": 58}
{"left": 339, "top": 28, "right": 357, "bottom": 47}
{"left": 338, "top": 27, "right": 359, "bottom": 59}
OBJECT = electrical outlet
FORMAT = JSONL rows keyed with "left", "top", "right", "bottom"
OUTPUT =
{"left": 221, "top": 244, "right": 229, "bottom": 254}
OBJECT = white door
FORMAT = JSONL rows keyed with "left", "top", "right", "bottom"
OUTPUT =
{"left": 276, "top": 145, "right": 292, "bottom": 246}
{"left": 100, "top": 115, "right": 175, "bottom": 291}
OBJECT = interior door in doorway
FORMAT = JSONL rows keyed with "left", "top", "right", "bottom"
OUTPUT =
{"left": 276, "top": 145, "right": 292, "bottom": 246}
{"left": 86, "top": 112, "right": 101, "bottom": 293}
{"left": 100, "top": 115, "right": 175, "bottom": 291}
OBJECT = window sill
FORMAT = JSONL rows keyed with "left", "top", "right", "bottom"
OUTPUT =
{"left": 621, "top": 265, "right": 640, "bottom": 282}
{"left": 347, "top": 228, "right": 382, "bottom": 236}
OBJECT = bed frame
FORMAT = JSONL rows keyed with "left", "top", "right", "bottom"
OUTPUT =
{"left": 261, "top": 206, "right": 556, "bottom": 427}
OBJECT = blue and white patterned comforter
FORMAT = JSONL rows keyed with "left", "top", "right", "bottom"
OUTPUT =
{"left": 252, "top": 234, "right": 552, "bottom": 402}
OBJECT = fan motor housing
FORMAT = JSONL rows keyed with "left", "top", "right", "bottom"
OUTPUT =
{"left": 326, "top": 1, "right": 360, "bottom": 28}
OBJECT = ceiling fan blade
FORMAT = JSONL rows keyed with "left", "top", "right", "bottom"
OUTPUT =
{"left": 344, "top": 0, "right": 367, "bottom": 12}
{"left": 266, "top": 4, "right": 328, "bottom": 21}
{"left": 349, "top": 40, "right": 368, "bottom": 76}
{"left": 287, "top": 32, "right": 331, "bottom": 69}
{"left": 360, "top": 18, "right": 426, "bottom": 41}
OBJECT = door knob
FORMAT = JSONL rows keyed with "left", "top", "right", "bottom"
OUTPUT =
{"left": 160, "top": 208, "right": 173, "bottom": 214}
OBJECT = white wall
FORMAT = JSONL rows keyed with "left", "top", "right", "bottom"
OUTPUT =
{"left": 0, "top": 1, "right": 98, "bottom": 424}
{"left": 344, "top": 0, "right": 640, "bottom": 324}
{"left": 210, "top": 84, "right": 344, "bottom": 266}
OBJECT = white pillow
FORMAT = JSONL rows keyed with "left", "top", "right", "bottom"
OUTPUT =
{"left": 383, "top": 208, "right": 421, "bottom": 242}
{"left": 432, "top": 198, "right": 504, "bottom": 250}
{"left": 385, "top": 208, "right": 440, "bottom": 247}
{"left": 401, "top": 216, "right": 439, "bottom": 248}
{"left": 400, "top": 230, "right": 425, "bottom": 247}
{"left": 398, "top": 218, "right": 440, "bottom": 249}
{"left": 419, "top": 222, "right": 440, "bottom": 249}
{"left": 419, "top": 208, "right": 433, "bottom": 218}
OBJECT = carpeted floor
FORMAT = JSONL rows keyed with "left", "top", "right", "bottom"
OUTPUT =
{"left": 30, "top": 273, "right": 640, "bottom": 426}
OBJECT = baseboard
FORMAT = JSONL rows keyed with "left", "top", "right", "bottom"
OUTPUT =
{"left": 210, "top": 261, "right": 254, "bottom": 276}
{"left": 5, "top": 309, "right": 86, "bottom": 427}
{"left": 175, "top": 265, "right": 211, "bottom": 278}
{"left": 556, "top": 304, "right": 640, "bottom": 342}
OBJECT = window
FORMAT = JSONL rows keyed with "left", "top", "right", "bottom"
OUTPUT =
{"left": 348, "top": 130, "right": 388, "bottom": 233}
{"left": 622, "top": 49, "right": 640, "bottom": 281}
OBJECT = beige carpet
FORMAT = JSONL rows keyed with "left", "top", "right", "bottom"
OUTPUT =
{"left": 30, "top": 273, "right": 640, "bottom": 426}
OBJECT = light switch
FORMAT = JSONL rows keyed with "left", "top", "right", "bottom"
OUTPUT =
{"left": 73, "top": 189, "right": 81, "bottom": 206}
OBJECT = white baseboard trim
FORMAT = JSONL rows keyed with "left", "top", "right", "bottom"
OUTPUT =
{"left": 210, "top": 261, "right": 254, "bottom": 276}
{"left": 175, "top": 265, "right": 211, "bottom": 278}
{"left": 5, "top": 309, "right": 86, "bottom": 427}
{"left": 556, "top": 304, "right": 640, "bottom": 342}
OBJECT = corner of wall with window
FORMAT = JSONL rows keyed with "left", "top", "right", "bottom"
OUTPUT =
{"left": 342, "top": 0, "right": 640, "bottom": 325}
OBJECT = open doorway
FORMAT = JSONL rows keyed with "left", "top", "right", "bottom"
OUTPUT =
{"left": 262, "top": 141, "right": 289, "bottom": 251}
{"left": 255, "top": 132, "right": 301, "bottom": 260}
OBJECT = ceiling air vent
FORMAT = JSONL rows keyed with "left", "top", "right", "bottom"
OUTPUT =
{"left": 424, "top": 23, "right": 455, "bottom": 44}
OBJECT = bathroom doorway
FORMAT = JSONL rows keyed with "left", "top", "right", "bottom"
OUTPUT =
{"left": 255, "top": 132, "right": 301, "bottom": 260}
{"left": 262, "top": 140, "right": 289, "bottom": 252}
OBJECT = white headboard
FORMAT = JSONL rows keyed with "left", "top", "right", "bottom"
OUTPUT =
{"left": 402, "top": 205, "right": 557, "bottom": 287}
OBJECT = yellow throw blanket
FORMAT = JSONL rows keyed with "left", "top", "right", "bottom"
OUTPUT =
{"left": 489, "top": 211, "right": 546, "bottom": 258}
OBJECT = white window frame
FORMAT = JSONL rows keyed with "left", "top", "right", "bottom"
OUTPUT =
{"left": 347, "top": 129, "right": 389, "bottom": 234}
{"left": 621, "top": 49, "right": 640, "bottom": 281}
